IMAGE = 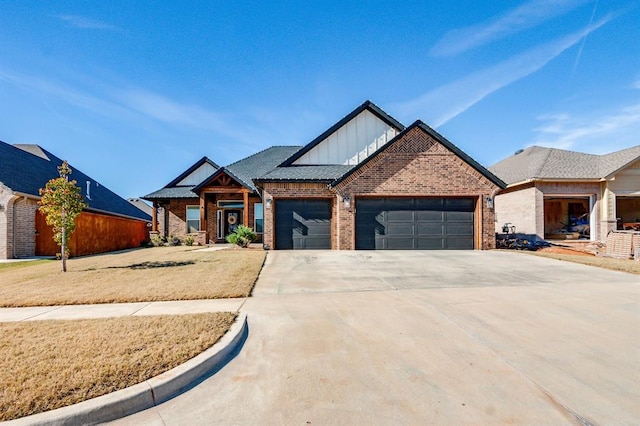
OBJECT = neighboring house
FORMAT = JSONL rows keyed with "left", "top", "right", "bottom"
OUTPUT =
{"left": 144, "top": 101, "right": 505, "bottom": 250}
{"left": 0, "top": 141, "right": 151, "bottom": 259}
{"left": 489, "top": 145, "right": 640, "bottom": 242}
{"left": 128, "top": 197, "right": 165, "bottom": 236}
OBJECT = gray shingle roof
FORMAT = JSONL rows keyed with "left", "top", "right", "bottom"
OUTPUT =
{"left": 0, "top": 141, "right": 150, "bottom": 221}
{"left": 489, "top": 145, "right": 640, "bottom": 185}
{"left": 224, "top": 146, "right": 302, "bottom": 191}
{"left": 258, "top": 165, "right": 355, "bottom": 181}
{"left": 143, "top": 186, "right": 198, "bottom": 200}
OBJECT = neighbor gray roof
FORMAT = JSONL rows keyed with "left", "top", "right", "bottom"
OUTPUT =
{"left": 489, "top": 145, "right": 640, "bottom": 185}
{"left": 0, "top": 141, "right": 150, "bottom": 221}
{"left": 258, "top": 165, "right": 355, "bottom": 182}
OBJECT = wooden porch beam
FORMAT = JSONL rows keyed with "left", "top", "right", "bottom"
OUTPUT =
{"left": 200, "top": 194, "right": 206, "bottom": 233}
{"left": 151, "top": 202, "right": 158, "bottom": 232}
{"left": 243, "top": 190, "right": 249, "bottom": 227}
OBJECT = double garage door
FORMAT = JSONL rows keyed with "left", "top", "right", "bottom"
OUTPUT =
{"left": 355, "top": 198, "right": 475, "bottom": 250}
{"left": 274, "top": 197, "right": 475, "bottom": 250}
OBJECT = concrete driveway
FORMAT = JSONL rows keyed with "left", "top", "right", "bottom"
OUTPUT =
{"left": 111, "top": 250, "right": 640, "bottom": 425}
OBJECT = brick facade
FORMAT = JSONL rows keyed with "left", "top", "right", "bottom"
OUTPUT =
{"left": 261, "top": 183, "right": 335, "bottom": 250}
{"left": 334, "top": 127, "right": 499, "bottom": 250}
{"left": 260, "top": 127, "right": 501, "bottom": 250}
{"left": 162, "top": 193, "right": 263, "bottom": 244}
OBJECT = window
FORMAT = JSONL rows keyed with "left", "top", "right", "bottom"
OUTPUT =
{"left": 217, "top": 200, "right": 244, "bottom": 209}
{"left": 186, "top": 206, "right": 200, "bottom": 233}
{"left": 254, "top": 203, "right": 264, "bottom": 233}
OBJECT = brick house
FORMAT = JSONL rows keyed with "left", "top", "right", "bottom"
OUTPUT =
{"left": 489, "top": 145, "right": 640, "bottom": 242}
{"left": 0, "top": 142, "right": 151, "bottom": 259}
{"left": 144, "top": 101, "right": 505, "bottom": 250}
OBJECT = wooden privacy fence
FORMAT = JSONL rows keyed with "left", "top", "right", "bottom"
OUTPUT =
{"left": 36, "top": 210, "right": 149, "bottom": 257}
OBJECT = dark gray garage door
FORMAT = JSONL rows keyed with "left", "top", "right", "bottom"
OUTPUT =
{"left": 275, "top": 199, "right": 332, "bottom": 249}
{"left": 356, "top": 198, "right": 475, "bottom": 250}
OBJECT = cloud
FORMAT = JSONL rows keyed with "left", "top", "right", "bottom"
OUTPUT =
{"left": 430, "top": 0, "right": 590, "bottom": 56}
{"left": 54, "top": 14, "right": 120, "bottom": 31}
{"left": 0, "top": 65, "right": 282, "bottom": 153}
{"left": 530, "top": 102, "right": 640, "bottom": 152}
{"left": 395, "top": 15, "right": 612, "bottom": 127}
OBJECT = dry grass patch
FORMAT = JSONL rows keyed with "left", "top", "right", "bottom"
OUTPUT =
{"left": 528, "top": 250, "right": 640, "bottom": 275}
{"left": 0, "top": 312, "right": 236, "bottom": 421}
{"left": 0, "top": 247, "right": 266, "bottom": 307}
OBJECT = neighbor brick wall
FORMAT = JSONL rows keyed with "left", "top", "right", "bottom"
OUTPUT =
{"left": 261, "top": 183, "right": 335, "bottom": 250}
{"left": 13, "top": 197, "right": 39, "bottom": 258}
{"left": 494, "top": 186, "right": 542, "bottom": 238}
{"left": 334, "top": 126, "right": 501, "bottom": 250}
{"left": 0, "top": 186, "right": 14, "bottom": 259}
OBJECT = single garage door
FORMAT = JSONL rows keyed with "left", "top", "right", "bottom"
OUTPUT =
{"left": 275, "top": 199, "right": 332, "bottom": 249}
{"left": 356, "top": 198, "right": 475, "bottom": 250}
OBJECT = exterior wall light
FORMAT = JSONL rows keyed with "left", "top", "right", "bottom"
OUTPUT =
{"left": 343, "top": 196, "right": 351, "bottom": 209}
{"left": 486, "top": 197, "right": 494, "bottom": 209}
{"left": 265, "top": 198, "right": 272, "bottom": 209}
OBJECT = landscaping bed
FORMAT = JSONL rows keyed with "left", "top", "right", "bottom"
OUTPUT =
{"left": 0, "top": 312, "right": 236, "bottom": 421}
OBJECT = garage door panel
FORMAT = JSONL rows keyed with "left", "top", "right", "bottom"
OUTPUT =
{"left": 446, "top": 211, "right": 474, "bottom": 221}
{"left": 446, "top": 198, "right": 475, "bottom": 211}
{"left": 356, "top": 197, "right": 475, "bottom": 250}
{"left": 418, "top": 223, "right": 444, "bottom": 235}
{"left": 386, "top": 224, "right": 415, "bottom": 235}
{"left": 416, "top": 210, "right": 444, "bottom": 221}
{"left": 446, "top": 223, "right": 474, "bottom": 236}
{"left": 416, "top": 198, "right": 444, "bottom": 209}
{"left": 387, "top": 198, "right": 414, "bottom": 210}
{"left": 446, "top": 237, "right": 474, "bottom": 250}
{"left": 276, "top": 199, "right": 331, "bottom": 250}
{"left": 387, "top": 210, "right": 414, "bottom": 221}
{"left": 386, "top": 237, "right": 417, "bottom": 249}
{"left": 417, "top": 238, "right": 446, "bottom": 249}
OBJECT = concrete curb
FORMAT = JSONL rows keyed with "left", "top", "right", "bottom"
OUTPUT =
{"left": 5, "top": 313, "right": 248, "bottom": 426}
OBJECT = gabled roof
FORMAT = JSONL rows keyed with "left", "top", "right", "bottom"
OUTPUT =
{"left": 278, "top": 100, "right": 405, "bottom": 167}
{"left": 192, "top": 166, "right": 248, "bottom": 193}
{"left": 143, "top": 146, "right": 302, "bottom": 199}
{"left": 330, "top": 120, "right": 506, "bottom": 188}
{"left": 0, "top": 141, "right": 150, "bottom": 221}
{"left": 489, "top": 145, "right": 640, "bottom": 185}
{"left": 165, "top": 156, "right": 220, "bottom": 187}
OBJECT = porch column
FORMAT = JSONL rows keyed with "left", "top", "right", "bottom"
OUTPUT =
{"left": 243, "top": 190, "right": 249, "bottom": 227}
{"left": 200, "top": 194, "right": 206, "bottom": 232}
{"left": 151, "top": 202, "right": 158, "bottom": 232}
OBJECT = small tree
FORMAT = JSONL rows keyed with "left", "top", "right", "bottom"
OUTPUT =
{"left": 38, "top": 161, "right": 87, "bottom": 272}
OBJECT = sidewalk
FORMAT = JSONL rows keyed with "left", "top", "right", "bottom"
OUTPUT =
{"left": 0, "top": 298, "right": 246, "bottom": 322}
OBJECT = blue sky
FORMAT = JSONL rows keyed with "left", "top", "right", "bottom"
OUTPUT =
{"left": 1, "top": 0, "right": 638, "bottom": 199}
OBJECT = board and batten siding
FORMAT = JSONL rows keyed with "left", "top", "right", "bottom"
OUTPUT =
{"left": 176, "top": 163, "right": 218, "bottom": 186}
{"left": 293, "top": 110, "right": 398, "bottom": 166}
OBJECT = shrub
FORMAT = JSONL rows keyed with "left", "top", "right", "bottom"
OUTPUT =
{"left": 151, "top": 234, "right": 166, "bottom": 247}
{"left": 167, "top": 235, "right": 182, "bottom": 246}
{"left": 226, "top": 225, "right": 256, "bottom": 248}
{"left": 184, "top": 234, "right": 196, "bottom": 246}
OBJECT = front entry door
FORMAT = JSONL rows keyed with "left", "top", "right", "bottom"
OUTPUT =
{"left": 224, "top": 210, "right": 242, "bottom": 236}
